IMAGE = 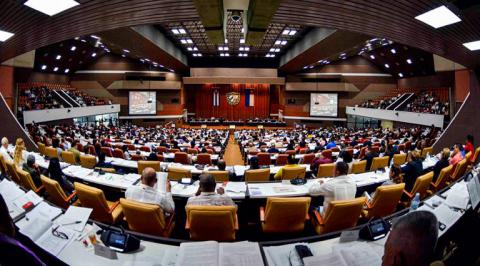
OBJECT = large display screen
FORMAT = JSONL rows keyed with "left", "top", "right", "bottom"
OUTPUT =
{"left": 310, "top": 93, "right": 338, "bottom": 117}
{"left": 128, "top": 91, "right": 156, "bottom": 115}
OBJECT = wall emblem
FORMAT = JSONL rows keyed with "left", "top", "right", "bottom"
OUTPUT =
{"left": 226, "top": 92, "right": 241, "bottom": 105}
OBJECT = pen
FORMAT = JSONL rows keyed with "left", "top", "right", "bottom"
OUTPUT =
{"left": 60, "top": 221, "right": 82, "bottom": 226}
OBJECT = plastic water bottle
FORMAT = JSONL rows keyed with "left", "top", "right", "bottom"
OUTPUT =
{"left": 410, "top": 193, "right": 420, "bottom": 211}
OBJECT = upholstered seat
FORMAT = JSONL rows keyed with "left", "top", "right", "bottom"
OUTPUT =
{"left": 449, "top": 158, "right": 468, "bottom": 183}
{"left": 260, "top": 197, "right": 311, "bottom": 234}
{"left": 61, "top": 151, "right": 77, "bottom": 165}
{"left": 167, "top": 167, "right": 192, "bottom": 181}
{"left": 113, "top": 148, "right": 124, "bottom": 159}
{"left": 245, "top": 168, "right": 270, "bottom": 182}
{"left": 370, "top": 156, "right": 389, "bottom": 171}
{"left": 185, "top": 205, "right": 238, "bottom": 241}
{"left": 402, "top": 171, "right": 433, "bottom": 207}
{"left": 362, "top": 183, "right": 405, "bottom": 219}
{"left": 317, "top": 163, "right": 335, "bottom": 178}
{"left": 137, "top": 160, "right": 160, "bottom": 174}
{"left": 101, "top": 147, "right": 113, "bottom": 157}
{"left": 351, "top": 160, "right": 367, "bottom": 174}
{"left": 302, "top": 154, "right": 315, "bottom": 164}
{"left": 427, "top": 165, "right": 453, "bottom": 195}
{"left": 257, "top": 153, "right": 271, "bottom": 166}
{"left": 187, "top": 148, "right": 198, "bottom": 155}
{"left": 80, "top": 154, "right": 97, "bottom": 169}
{"left": 37, "top": 142, "right": 46, "bottom": 156}
{"left": 275, "top": 154, "right": 289, "bottom": 166}
{"left": 41, "top": 175, "right": 77, "bottom": 209}
{"left": 44, "top": 146, "right": 58, "bottom": 159}
{"left": 392, "top": 153, "right": 407, "bottom": 166}
{"left": 281, "top": 166, "right": 306, "bottom": 180}
{"left": 74, "top": 182, "right": 123, "bottom": 224}
{"left": 5, "top": 160, "right": 21, "bottom": 185}
{"left": 196, "top": 153, "right": 211, "bottom": 165}
{"left": 16, "top": 167, "right": 44, "bottom": 193}
{"left": 312, "top": 197, "right": 365, "bottom": 235}
{"left": 174, "top": 152, "right": 189, "bottom": 164}
{"left": 120, "top": 198, "right": 174, "bottom": 237}
{"left": 206, "top": 170, "right": 229, "bottom": 182}
{"left": 421, "top": 146, "right": 433, "bottom": 158}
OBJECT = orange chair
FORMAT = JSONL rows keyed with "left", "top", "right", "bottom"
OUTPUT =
{"left": 196, "top": 153, "right": 211, "bottom": 165}
{"left": 140, "top": 146, "right": 151, "bottom": 152}
{"left": 174, "top": 152, "right": 189, "bottom": 164}
{"left": 101, "top": 147, "right": 113, "bottom": 157}
{"left": 186, "top": 205, "right": 238, "bottom": 241}
{"left": 428, "top": 165, "right": 453, "bottom": 195}
{"left": 187, "top": 148, "right": 198, "bottom": 155}
{"left": 137, "top": 161, "right": 161, "bottom": 174}
{"left": 302, "top": 154, "right": 315, "bottom": 164}
{"left": 131, "top": 154, "right": 143, "bottom": 161}
{"left": 362, "top": 183, "right": 405, "bottom": 219}
{"left": 260, "top": 197, "right": 311, "bottom": 234}
{"left": 322, "top": 150, "right": 332, "bottom": 160}
{"left": 312, "top": 197, "right": 365, "bottom": 234}
{"left": 120, "top": 199, "right": 174, "bottom": 237}
{"left": 316, "top": 163, "right": 335, "bottom": 178}
{"left": 113, "top": 149, "right": 125, "bottom": 159}
{"left": 449, "top": 158, "right": 468, "bottom": 183}
{"left": 257, "top": 153, "right": 271, "bottom": 166}
{"left": 285, "top": 150, "right": 296, "bottom": 156}
{"left": 41, "top": 175, "right": 77, "bottom": 209}
{"left": 276, "top": 154, "right": 289, "bottom": 166}
{"left": 74, "top": 182, "right": 123, "bottom": 224}
{"left": 402, "top": 171, "right": 433, "bottom": 207}
{"left": 245, "top": 168, "right": 271, "bottom": 182}
{"left": 470, "top": 147, "right": 480, "bottom": 165}
{"left": 157, "top": 146, "right": 167, "bottom": 154}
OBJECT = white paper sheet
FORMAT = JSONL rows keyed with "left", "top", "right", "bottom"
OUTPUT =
{"left": 219, "top": 242, "right": 263, "bottom": 266}
{"left": 175, "top": 241, "right": 219, "bottom": 266}
{"left": 55, "top": 206, "right": 92, "bottom": 232}
{"left": 25, "top": 201, "right": 62, "bottom": 221}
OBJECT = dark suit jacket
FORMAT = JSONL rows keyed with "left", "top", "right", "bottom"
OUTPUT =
{"left": 401, "top": 160, "right": 423, "bottom": 191}
{"left": 22, "top": 164, "right": 42, "bottom": 188}
{"left": 363, "top": 151, "right": 379, "bottom": 171}
{"left": 432, "top": 158, "right": 449, "bottom": 183}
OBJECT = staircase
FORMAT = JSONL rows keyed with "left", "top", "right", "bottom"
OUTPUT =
{"left": 386, "top": 93, "right": 414, "bottom": 110}
{"left": 51, "top": 90, "right": 73, "bottom": 108}
{"left": 58, "top": 90, "right": 81, "bottom": 107}
{"left": 393, "top": 93, "right": 416, "bottom": 111}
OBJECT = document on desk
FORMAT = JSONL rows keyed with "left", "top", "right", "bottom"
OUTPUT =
{"left": 13, "top": 190, "right": 44, "bottom": 209}
{"left": 333, "top": 242, "right": 382, "bottom": 266}
{"left": 303, "top": 253, "right": 347, "bottom": 266}
{"left": 36, "top": 226, "right": 77, "bottom": 256}
{"left": 219, "top": 242, "right": 263, "bottom": 266}
{"left": 433, "top": 204, "right": 462, "bottom": 228}
{"left": 226, "top": 182, "right": 247, "bottom": 193}
{"left": 0, "top": 179, "right": 25, "bottom": 201}
{"left": 273, "top": 186, "right": 296, "bottom": 193}
{"left": 445, "top": 183, "right": 470, "bottom": 209}
{"left": 25, "top": 201, "right": 62, "bottom": 221}
{"left": 175, "top": 241, "right": 219, "bottom": 266}
{"left": 20, "top": 218, "right": 53, "bottom": 241}
{"left": 55, "top": 206, "right": 92, "bottom": 232}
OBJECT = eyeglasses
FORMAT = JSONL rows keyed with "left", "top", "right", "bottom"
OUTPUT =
{"left": 51, "top": 225, "right": 69, "bottom": 240}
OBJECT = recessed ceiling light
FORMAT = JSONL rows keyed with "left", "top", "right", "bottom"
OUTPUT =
{"left": 197, "top": 53, "right": 202, "bottom": 57}
{"left": 220, "top": 53, "right": 225, "bottom": 57}
{"left": 223, "top": 47, "right": 229, "bottom": 51}
{"left": 123, "top": 49, "right": 130, "bottom": 53}
{"left": 24, "top": 0, "right": 79, "bottom": 16}
{"left": 415, "top": 5, "right": 461, "bottom": 29}
{"left": 186, "top": 39, "right": 193, "bottom": 44}
{"left": 406, "top": 59, "right": 412, "bottom": 64}
{"left": 224, "top": 53, "right": 229, "bottom": 57}
{"left": 288, "top": 30, "right": 297, "bottom": 36}
{"left": 56, "top": 55, "right": 62, "bottom": 60}
{"left": 180, "top": 39, "right": 187, "bottom": 44}
{"left": 275, "top": 40, "right": 281, "bottom": 45}
{"left": 41, "top": 65, "right": 47, "bottom": 70}
{"left": 53, "top": 67, "right": 59, "bottom": 72}
{"left": 244, "top": 47, "right": 250, "bottom": 51}
{"left": 240, "top": 38, "right": 245, "bottom": 44}
{"left": 171, "top": 29, "right": 180, "bottom": 35}
{"left": 193, "top": 47, "right": 198, "bottom": 51}
{"left": 390, "top": 48, "right": 396, "bottom": 54}
{"left": 463, "top": 40, "right": 480, "bottom": 51}
{"left": 398, "top": 73, "right": 403, "bottom": 77}
{"left": 0, "top": 30, "right": 14, "bottom": 42}
{"left": 70, "top": 46, "right": 76, "bottom": 51}
{"left": 144, "top": 59, "right": 150, "bottom": 62}
{"left": 218, "top": 47, "right": 224, "bottom": 51}
{"left": 239, "top": 47, "right": 244, "bottom": 51}
{"left": 370, "top": 55, "right": 375, "bottom": 59}
{"left": 91, "top": 52, "right": 97, "bottom": 57}
{"left": 241, "top": 27, "right": 244, "bottom": 33}
{"left": 224, "top": 39, "right": 228, "bottom": 44}
{"left": 384, "top": 64, "right": 390, "bottom": 68}
{"left": 187, "top": 47, "right": 193, "bottom": 51}
{"left": 178, "top": 28, "right": 186, "bottom": 34}
{"left": 121, "top": 54, "right": 126, "bottom": 58}
{"left": 269, "top": 48, "right": 275, "bottom": 52}
{"left": 90, "top": 35, "right": 100, "bottom": 39}
{"left": 64, "top": 69, "right": 70, "bottom": 73}
{"left": 275, "top": 48, "right": 280, "bottom": 52}
{"left": 280, "top": 40, "right": 287, "bottom": 45}
{"left": 192, "top": 53, "right": 198, "bottom": 57}
{"left": 282, "top": 29, "right": 290, "bottom": 35}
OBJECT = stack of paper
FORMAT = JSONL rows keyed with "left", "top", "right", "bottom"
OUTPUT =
{"left": 25, "top": 201, "right": 62, "bottom": 221}
{"left": 226, "top": 182, "right": 247, "bottom": 193}
{"left": 55, "top": 206, "right": 93, "bottom": 232}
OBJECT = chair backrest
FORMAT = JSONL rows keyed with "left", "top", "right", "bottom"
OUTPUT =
{"left": 275, "top": 154, "right": 288, "bottom": 166}
{"left": 358, "top": 147, "right": 367, "bottom": 159}
{"left": 113, "top": 148, "right": 125, "bottom": 159}
{"left": 257, "top": 153, "right": 271, "bottom": 166}
{"left": 187, "top": 148, "right": 198, "bottom": 155}
{"left": 45, "top": 146, "right": 58, "bottom": 159}
{"left": 302, "top": 154, "right": 315, "bottom": 164}
{"left": 392, "top": 153, "right": 407, "bottom": 166}
{"left": 299, "top": 148, "right": 308, "bottom": 154}
{"left": 186, "top": 205, "right": 237, "bottom": 241}
{"left": 131, "top": 154, "right": 142, "bottom": 161}
{"left": 196, "top": 153, "right": 212, "bottom": 165}
{"left": 169, "top": 148, "right": 180, "bottom": 154}
{"left": 61, "top": 151, "right": 76, "bottom": 165}
{"left": 37, "top": 142, "right": 46, "bottom": 156}
{"left": 80, "top": 154, "right": 97, "bottom": 169}
{"left": 281, "top": 166, "right": 306, "bottom": 180}
{"left": 370, "top": 156, "right": 389, "bottom": 171}
{"left": 174, "top": 152, "right": 189, "bottom": 164}
{"left": 421, "top": 147, "right": 433, "bottom": 158}
{"left": 74, "top": 182, "right": 113, "bottom": 223}
{"left": 140, "top": 146, "right": 151, "bottom": 153}
{"left": 167, "top": 167, "right": 192, "bottom": 181}
{"left": 157, "top": 146, "right": 167, "bottom": 154}
{"left": 465, "top": 151, "right": 472, "bottom": 164}
{"left": 137, "top": 161, "right": 160, "bottom": 174}
{"left": 367, "top": 183, "right": 405, "bottom": 219}
{"left": 76, "top": 143, "right": 84, "bottom": 152}
{"left": 120, "top": 199, "right": 168, "bottom": 237}
{"left": 5, "top": 160, "right": 21, "bottom": 184}
{"left": 432, "top": 165, "right": 453, "bottom": 192}
{"left": 450, "top": 158, "right": 468, "bottom": 181}
{"left": 245, "top": 168, "right": 270, "bottom": 182}
{"left": 127, "top": 144, "right": 136, "bottom": 151}
{"left": 321, "top": 149, "right": 332, "bottom": 159}
{"left": 351, "top": 160, "right": 367, "bottom": 174}
{"left": 16, "top": 167, "right": 39, "bottom": 191}
{"left": 207, "top": 171, "right": 229, "bottom": 182}
{"left": 41, "top": 175, "right": 69, "bottom": 209}
{"left": 320, "top": 197, "right": 365, "bottom": 234}
{"left": 263, "top": 197, "right": 311, "bottom": 233}
{"left": 87, "top": 145, "right": 96, "bottom": 156}
{"left": 101, "top": 147, "right": 113, "bottom": 157}
{"left": 0, "top": 153, "right": 7, "bottom": 175}
{"left": 285, "top": 150, "right": 296, "bottom": 156}
{"left": 317, "top": 163, "right": 335, "bottom": 178}
{"left": 471, "top": 147, "right": 480, "bottom": 164}
{"left": 410, "top": 171, "right": 434, "bottom": 200}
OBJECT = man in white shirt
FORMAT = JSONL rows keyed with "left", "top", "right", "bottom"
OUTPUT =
{"left": 0, "top": 137, "right": 13, "bottom": 163}
{"left": 125, "top": 167, "right": 175, "bottom": 214}
{"left": 309, "top": 161, "right": 357, "bottom": 214}
{"left": 186, "top": 174, "right": 235, "bottom": 207}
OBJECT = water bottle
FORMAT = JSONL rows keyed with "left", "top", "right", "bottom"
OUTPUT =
{"left": 410, "top": 193, "right": 420, "bottom": 211}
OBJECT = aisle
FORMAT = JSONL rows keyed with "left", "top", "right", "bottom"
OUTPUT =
{"left": 223, "top": 135, "right": 245, "bottom": 166}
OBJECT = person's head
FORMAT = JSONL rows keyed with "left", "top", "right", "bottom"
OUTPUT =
{"left": 287, "top": 154, "right": 295, "bottom": 165}
{"left": 467, "top": 134, "right": 474, "bottom": 146}
{"left": 441, "top": 148, "right": 450, "bottom": 160}
{"left": 141, "top": 167, "right": 157, "bottom": 187}
{"left": 0, "top": 194, "right": 15, "bottom": 237}
{"left": 383, "top": 211, "right": 438, "bottom": 266}
{"left": 1, "top": 137, "right": 8, "bottom": 148}
{"left": 217, "top": 159, "right": 226, "bottom": 170}
{"left": 26, "top": 154, "right": 35, "bottom": 167}
{"left": 52, "top": 138, "right": 60, "bottom": 148}
{"left": 249, "top": 157, "right": 259, "bottom": 169}
{"left": 341, "top": 150, "right": 353, "bottom": 163}
{"left": 389, "top": 165, "right": 402, "bottom": 183}
{"left": 335, "top": 161, "right": 349, "bottom": 176}
{"left": 453, "top": 143, "right": 462, "bottom": 154}
{"left": 98, "top": 152, "right": 106, "bottom": 163}
{"left": 198, "top": 173, "right": 216, "bottom": 193}
{"left": 410, "top": 150, "right": 420, "bottom": 161}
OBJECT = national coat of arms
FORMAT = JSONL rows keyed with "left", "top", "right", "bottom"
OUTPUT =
{"left": 226, "top": 92, "right": 241, "bottom": 105}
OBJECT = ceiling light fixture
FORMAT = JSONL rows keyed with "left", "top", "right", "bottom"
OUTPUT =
{"left": 70, "top": 46, "right": 76, "bottom": 51}
{"left": 0, "top": 30, "right": 14, "bottom": 42}
{"left": 187, "top": 47, "right": 193, "bottom": 51}
{"left": 41, "top": 65, "right": 47, "bottom": 70}
{"left": 186, "top": 39, "right": 193, "bottom": 44}
{"left": 90, "top": 35, "right": 100, "bottom": 39}
{"left": 224, "top": 39, "right": 228, "bottom": 44}
{"left": 415, "top": 5, "right": 461, "bottom": 29}
{"left": 288, "top": 30, "right": 297, "bottom": 36}
{"left": 240, "top": 38, "right": 245, "bottom": 44}
{"left": 406, "top": 59, "right": 412, "bottom": 64}
{"left": 178, "top": 28, "right": 186, "bottom": 34}
{"left": 53, "top": 67, "right": 59, "bottom": 72}
{"left": 282, "top": 29, "right": 290, "bottom": 35}
{"left": 390, "top": 48, "right": 396, "bottom": 54}
{"left": 64, "top": 69, "right": 70, "bottom": 73}
{"left": 56, "top": 55, "right": 62, "bottom": 60}
{"left": 463, "top": 40, "right": 480, "bottom": 51}
{"left": 123, "top": 49, "right": 130, "bottom": 53}
{"left": 180, "top": 39, "right": 187, "bottom": 44}
{"left": 91, "top": 52, "right": 97, "bottom": 57}
{"left": 280, "top": 40, "right": 287, "bottom": 45}
{"left": 171, "top": 29, "right": 180, "bottom": 35}
{"left": 398, "top": 73, "right": 403, "bottom": 77}
{"left": 385, "top": 64, "right": 390, "bottom": 68}
{"left": 24, "top": 0, "right": 79, "bottom": 16}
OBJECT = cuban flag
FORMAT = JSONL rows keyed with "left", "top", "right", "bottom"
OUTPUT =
{"left": 213, "top": 90, "right": 220, "bottom": 106}
{"left": 245, "top": 89, "right": 254, "bottom": 107}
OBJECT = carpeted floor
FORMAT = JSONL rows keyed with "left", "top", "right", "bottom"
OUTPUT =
{"left": 223, "top": 135, "right": 244, "bottom": 166}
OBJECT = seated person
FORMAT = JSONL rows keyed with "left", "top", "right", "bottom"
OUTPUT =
{"left": 186, "top": 174, "right": 235, "bottom": 206}
{"left": 401, "top": 151, "right": 423, "bottom": 192}
{"left": 125, "top": 167, "right": 174, "bottom": 214}
{"left": 267, "top": 144, "right": 279, "bottom": 154}
{"left": 449, "top": 143, "right": 464, "bottom": 167}
{"left": 371, "top": 165, "right": 402, "bottom": 198}
{"left": 0, "top": 137, "right": 13, "bottom": 163}
{"left": 309, "top": 162, "right": 356, "bottom": 214}
{"left": 383, "top": 211, "right": 438, "bottom": 266}
{"left": 22, "top": 155, "right": 42, "bottom": 188}
{"left": 249, "top": 156, "right": 260, "bottom": 170}
{"left": 464, "top": 134, "right": 474, "bottom": 155}
{"left": 68, "top": 140, "right": 81, "bottom": 163}
{"left": 47, "top": 158, "right": 74, "bottom": 194}
{"left": 362, "top": 144, "right": 379, "bottom": 170}
{"left": 122, "top": 145, "right": 131, "bottom": 160}
{"left": 146, "top": 152, "right": 159, "bottom": 161}
{"left": 274, "top": 154, "right": 300, "bottom": 180}
{"left": 213, "top": 159, "right": 236, "bottom": 181}
{"left": 310, "top": 153, "right": 332, "bottom": 175}
{"left": 432, "top": 148, "right": 450, "bottom": 183}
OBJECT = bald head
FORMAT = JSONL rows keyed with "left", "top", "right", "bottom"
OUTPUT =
{"left": 383, "top": 211, "right": 438, "bottom": 266}
{"left": 141, "top": 167, "right": 157, "bottom": 187}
